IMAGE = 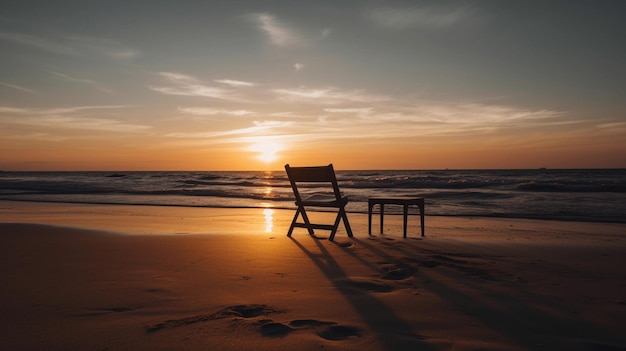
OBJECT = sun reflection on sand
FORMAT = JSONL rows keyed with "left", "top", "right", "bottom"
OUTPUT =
{"left": 263, "top": 208, "right": 275, "bottom": 233}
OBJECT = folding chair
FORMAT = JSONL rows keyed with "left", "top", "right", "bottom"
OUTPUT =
{"left": 284, "top": 164, "right": 353, "bottom": 241}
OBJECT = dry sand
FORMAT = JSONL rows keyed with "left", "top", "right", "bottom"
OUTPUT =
{"left": 1, "top": 200, "right": 625, "bottom": 350}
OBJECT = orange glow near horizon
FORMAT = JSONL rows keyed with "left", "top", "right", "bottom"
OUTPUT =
{"left": 1, "top": 134, "right": 625, "bottom": 171}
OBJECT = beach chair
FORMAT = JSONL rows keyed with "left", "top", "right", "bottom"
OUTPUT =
{"left": 284, "top": 164, "right": 353, "bottom": 241}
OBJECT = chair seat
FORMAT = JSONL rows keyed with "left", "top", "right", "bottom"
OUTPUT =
{"left": 299, "top": 192, "right": 347, "bottom": 206}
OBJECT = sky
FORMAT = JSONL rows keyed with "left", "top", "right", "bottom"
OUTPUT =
{"left": 1, "top": 0, "right": 625, "bottom": 171}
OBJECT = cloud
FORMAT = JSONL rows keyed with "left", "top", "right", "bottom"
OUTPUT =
{"left": 596, "top": 122, "right": 626, "bottom": 129}
{"left": 178, "top": 107, "right": 256, "bottom": 116}
{"left": 0, "top": 81, "right": 36, "bottom": 94}
{"left": 323, "top": 107, "right": 373, "bottom": 114}
{"left": 0, "top": 32, "right": 139, "bottom": 59}
{"left": 0, "top": 132, "right": 67, "bottom": 142}
{"left": 273, "top": 87, "right": 391, "bottom": 104}
{"left": 294, "top": 63, "right": 305, "bottom": 71}
{"left": 30, "top": 116, "right": 151, "bottom": 132}
{"left": 249, "top": 13, "right": 299, "bottom": 46}
{"left": 0, "top": 105, "right": 127, "bottom": 115}
{"left": 406, "top": 103, "right": 561, "bottom": 124}
{"left": 163, "top": 97, "right": 569, "bottom": 149}
{"left": 166, "top": 120, "right": 294, "bottom": 140}
{"left": 48, "top": 71, "right": 112, "bottom": 93}
{"left": 150, "top": 72, "right": 239, "bottom": 100}
{"left": 366, "top": 5, "right": 473, "bottom": 30}
{"left": 214, "top": 79, "right": 257, "bottom": 87}
{"left": 67, "top": 36, "right": 140, "bottom": 59}
{"left": 270, "top": 111, "right": 298, "bottom": 118}
{"left": 0, "top": 32, "right": 78, "bottom": 55}
{"left": 0, "top": 105, "right": 150, "bottom": 133}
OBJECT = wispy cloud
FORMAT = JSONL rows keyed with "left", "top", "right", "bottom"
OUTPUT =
{"left": 0, "top": 32, "right": 77, "bottom": 55}
{"left": 0, "top": 105, "right": 127, "bottom": 115}
{"left": 366, "top": 5, "right": 473, "bottom": 30}
{"left": 595, "top": 121, "right": 626, "bottom": 137}
{"left": 214, "top": 79, "right": 257, "bottom": 87}
{"left": 150, "top": 72, "right": 240, "bottom": 100}
{"left": 323, "top": 107, "right": 373, "bottom": 114}
{"left": 178, "top": 107, "right": 256, "bottom": 116}
{"left": 294, "top": 63, "right": 305, "bottom": 71}
{"left": 389, "top": 103, "right": 561, "bottom": 124}
{"left": 270, "top": 112, "right": 299, "bottom": 118}
{"left": 273, "top": 87, "right": 391, "bottom": 104}
{"left": 0, "top": 105, "right": 150, "bottom": 133}
{"left": 0, "top": 32, "right": 139, "bottom": 59}
{"left": 0, "top": 81, "right": 36, "bottom": 94}
{"left": 48, "top": 71, "right": 112, "bottom": 93}
{"left": 249, "top": 13, "right": 299, "bottom": 46}
{"left": 0, "top": 132, "right": 68, "bottom": 142}
{"left": 162, "top": 97, "right": 573, "bottom": 149}
{"left": 27, "top": 116, "right": 152, "bottom": 132}
{"left": 67, "top": 36, "right": 140, "bottom": 59}
{"left": 166, "top": 120, "right": 294, "bottom": 140}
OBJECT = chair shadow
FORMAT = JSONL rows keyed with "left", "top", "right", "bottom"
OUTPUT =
{"left": 289, "top": 236, "right": 436, "bottom": 351}
{"left": 340, "top": 236, "right": 626, "bottom": 351}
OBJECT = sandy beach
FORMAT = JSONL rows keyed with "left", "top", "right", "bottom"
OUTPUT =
{"left": 1, "top": 200, "right": 625, "bottom": 350}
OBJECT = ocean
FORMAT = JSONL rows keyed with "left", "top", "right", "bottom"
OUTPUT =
{"left": 1, "top": 169, "right": 625, "bottom": 223}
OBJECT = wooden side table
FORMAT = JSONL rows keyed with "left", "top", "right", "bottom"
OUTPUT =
{"left": 368, "top": 197, "right": 425, "bottom": 238}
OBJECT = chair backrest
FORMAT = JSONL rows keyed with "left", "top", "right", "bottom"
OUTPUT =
{"left": 284, "top": 164, "right": 343, "bottom": 202}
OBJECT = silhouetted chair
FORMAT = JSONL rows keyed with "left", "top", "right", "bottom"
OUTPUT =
{"left": 284, "top": 164, "right": 353, "bottom": 241}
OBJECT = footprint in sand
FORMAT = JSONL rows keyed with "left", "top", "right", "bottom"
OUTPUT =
{"left": 381, "top": 263, "right": 417, "bottom": 280}
{"left": 258, "top": 322, "right": 294, "bottom": 337}
{"left": 335, "top": 277, "right": 395, "bottom": 293}
{"left": 317, "top": 325, "right": 361, "bottom": 341}
{"left": 335, "top": 241, "right": 354, "bottom": 248}
{"left": 145, "top": 304, "right": 283, "bottom": 333}
{"left": 218, "top": 304, "right": 283, "bottom": 318}
{"left": 147, "top": 305, "right": 362, "bottom": 342}
{"left": 289, "top": 319, "right": 336, "bottom": 328}
{"left": 71, "top": 306, "right": 137, "bottom": 317}
{"left": 262, "top": 319, "right": 361, "bottom": 341}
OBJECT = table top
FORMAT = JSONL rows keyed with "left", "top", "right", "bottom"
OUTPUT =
{"left": 368, "top": 197, "right": 424, "bottom": 204}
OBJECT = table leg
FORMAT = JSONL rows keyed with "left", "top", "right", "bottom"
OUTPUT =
{"left": 420, "top": 203, "right": 425, "bottom": 237}
{"left": 403, "top": 204, "right": 408, "bottom": 238}
{"left": 379, "top": 203, "right": 384, "bottom": 233}
{"left": 368, "top": 202, "right": 373, "bottom": 235}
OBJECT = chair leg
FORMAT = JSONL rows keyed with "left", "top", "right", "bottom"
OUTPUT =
{"left": 341, "top": 208, "right": 353, "bottom": 237}
{"left": 328, "top": 207, "right": 352, "bottom": 241}
{"left": 287, "top": 208, "right": 301, "bottom": 237}
{"left": 299, "top": 207, "right": 315, "bottom": 236}
{"left": 328, "top": 211, "right": 342, "bottom": 241}
{"left": 288, "top": 207, "right": 316, "bottom": 236}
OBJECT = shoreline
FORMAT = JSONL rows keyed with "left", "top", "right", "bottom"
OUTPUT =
{"left": 1, "top": 200, "right": 626, "bottom": 350}
{"left": 2, "top": 199, "right": 625, "bottom": 227}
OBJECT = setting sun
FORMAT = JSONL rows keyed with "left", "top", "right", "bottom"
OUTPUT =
{"left": 249, "top": 142, "right": 282, "bottom": 163}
